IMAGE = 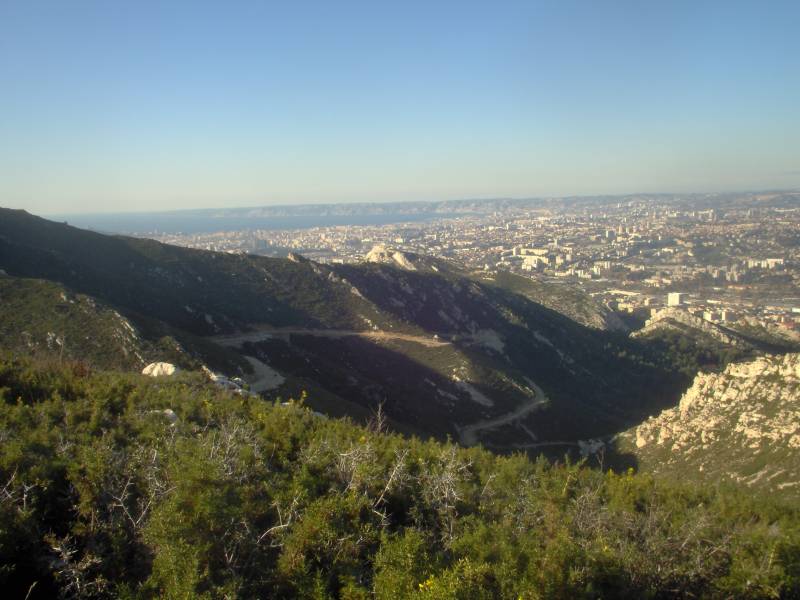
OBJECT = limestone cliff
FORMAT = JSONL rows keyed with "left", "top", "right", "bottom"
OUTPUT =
{"left": 619, "top": 353, "right": 800, "bottom": 494}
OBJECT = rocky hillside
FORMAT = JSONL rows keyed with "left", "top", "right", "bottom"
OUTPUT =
{"left": 363, "top": 244, "right": 452, "bottom": 274}
{"left": 618, "top": 353, "right": 800, "bottom": 495}
{"left": 363, "top": 245, "right": 626, "bottom": 332}
{"left": 635, "top": 307, "right": 799, "bottom": 354}
{"left": 0, "top": 274, "right": 196, "bottom": 371}
{"left": 474, "top": 270, "right": 628, "bottom": 332}
{"left": 0, "top": 208, "right": 684, "bottom": 447}
{"left": 634, "top": 307, "right": 755, "bottom": 347}
{"left": 630, "top": 307, "right": 800, "bottom": 379}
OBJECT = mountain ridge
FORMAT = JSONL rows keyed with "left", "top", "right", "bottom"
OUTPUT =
{"left": 0, "top": 208, "right": 683, "bottom": 447}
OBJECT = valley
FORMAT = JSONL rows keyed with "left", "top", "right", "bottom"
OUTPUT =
{"left": 4, "top": 5, "right": 799, "bottom": 594}
{"left": 1, "top": 205, "right": 798, "bottom": 599}
{"left": 0, "top": 205, "right": 797, "bottom": 464}
{"left": 455, "top": 378, "right": 548, "bottom": 446}
{"left": 0, "top": 208, "right": 687, "bottom": 450}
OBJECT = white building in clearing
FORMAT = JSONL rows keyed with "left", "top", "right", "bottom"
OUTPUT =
{"left": 667, "top": 292, "right": 686, "bottom": 307}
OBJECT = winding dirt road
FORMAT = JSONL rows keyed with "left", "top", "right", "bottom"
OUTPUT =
{"left": 213, "top": 327, "right": 451, "bottom": 348}
{"left": 213, "top": 326, "right": 546, "bottom": 448}
{"left": 457, "top": 380, "right": 549, "bottom": 446}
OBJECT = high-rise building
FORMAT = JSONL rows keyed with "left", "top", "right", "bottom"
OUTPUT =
{"left": 667, "top": 292, "right": 686, "bottom": 307}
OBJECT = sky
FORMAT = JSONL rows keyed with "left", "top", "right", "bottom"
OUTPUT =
{"left": 1, "top": 0, "right": 799, "bottom": 215}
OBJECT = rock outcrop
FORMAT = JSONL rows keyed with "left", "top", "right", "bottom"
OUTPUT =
{"left": 633, "top": 307, "right": 748, "bottom": 347}
{"left": 622, "top": 353, "right": 800, "bottom": 494}
{"left": 365, "top": 245, "right": 419, "bottom": 271}
{"left": 142, "top": 362, "right": 178, "bottom": 377}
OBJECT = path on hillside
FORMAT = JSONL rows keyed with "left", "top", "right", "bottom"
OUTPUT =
{"left": 215, "top": 326, "right": 547, "bottom": 448}
{"left": 493, "top": 441, "right": 579, "bottom": 450}
{"left": 457, "top": 380, "right": 549, "bottom": 446}
{"left": 243, "top": 356, "right": 285, "bottom": 393}
{"left": 213, "top": 327, "right": 452, "bottom": 348}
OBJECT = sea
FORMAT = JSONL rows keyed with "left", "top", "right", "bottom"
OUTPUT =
{"left": 47, "top": 210, "right": 458, "bottom": 235}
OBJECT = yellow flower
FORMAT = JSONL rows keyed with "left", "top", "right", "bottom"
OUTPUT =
{"left": 418, "top": 575, "right": 435, "bottom": 592}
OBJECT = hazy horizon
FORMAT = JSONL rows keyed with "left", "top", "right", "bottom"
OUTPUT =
{"left": 27, "top": 187, "right": 796, "bottom": 220}
{"left": 2, "top": 1, "right": 799, "bottom": 214}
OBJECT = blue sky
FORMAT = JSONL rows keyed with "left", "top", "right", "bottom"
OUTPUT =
{"left": 1, "top": 0, "right": 799, "bottom": 214}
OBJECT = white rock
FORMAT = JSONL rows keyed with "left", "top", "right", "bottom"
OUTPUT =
{"left": 148, "top": 408, "right": 178, "bottom": 425}
{"left": 631, "top": 353, "right": 800, "bottom": 491}
{"left": 142, "top": 362, "right": 178, "bottom": 377}
{"left": 365, "top": 245, "right": 418, "bottom": 271}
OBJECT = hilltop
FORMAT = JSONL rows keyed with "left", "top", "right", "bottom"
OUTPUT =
{"left": 635, "top": 307, "right": 798, "bottom": 353}
{"left": 630, "top": 306, "right": 800, "bottom": 378}
{"left": 362, "top": 245, "right": 627, "bottom": 332}
{"left": 473, "top": 270, "right": 628, "bottom": 332}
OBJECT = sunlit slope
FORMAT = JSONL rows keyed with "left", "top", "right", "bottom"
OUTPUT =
{"left": 618, "top": 353, "right": 800, "bottom": 496}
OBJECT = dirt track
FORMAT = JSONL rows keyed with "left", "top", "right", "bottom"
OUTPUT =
{"left": 457, "top": 380, "right": 549, "bottom": 446}
{"left": 213, "top": 326, "right": 545, "bottom": 448}
{"left": 212, "top": 327, "right": 451, "bottom": 348}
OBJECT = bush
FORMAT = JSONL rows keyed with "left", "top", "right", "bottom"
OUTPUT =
{"left": 0, "top": 356, "right": 797, "bottom": 598}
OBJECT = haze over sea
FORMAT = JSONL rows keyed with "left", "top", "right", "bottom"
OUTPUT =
{"left": 48, "top": 209, "right": 456, "bottom": 235}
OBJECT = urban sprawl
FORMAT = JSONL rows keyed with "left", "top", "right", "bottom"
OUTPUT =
{"left": 146, "top": 192, "right": 800, "bottom": 335}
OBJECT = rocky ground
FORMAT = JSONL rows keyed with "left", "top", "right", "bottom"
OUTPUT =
{"left": 619, "top": 353, "right": 800, "bottom": 494}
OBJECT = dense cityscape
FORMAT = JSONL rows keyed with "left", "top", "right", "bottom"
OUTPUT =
{"left": 4, "top": 0, "right": 800, "bottom": 594}
{"left": 145, "top": 191, "right": 800, "bottom": 337}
